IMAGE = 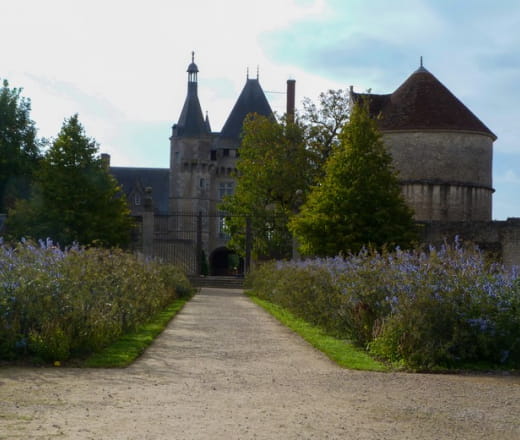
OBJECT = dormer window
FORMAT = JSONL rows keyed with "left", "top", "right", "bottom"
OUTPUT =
{"left": 134, "top": 194, "right": 141, "bottom": 206}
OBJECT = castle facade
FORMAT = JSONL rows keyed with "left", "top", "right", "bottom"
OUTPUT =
{"left": 111, "top": 54, "right": 274, "bottom": 273}
{"left": 110, "top": 56, "right": 520, "bottom": 271}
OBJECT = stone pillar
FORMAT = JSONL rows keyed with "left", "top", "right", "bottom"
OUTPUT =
{"left": 142, "top": 187, "right": 154, "bottom": 258}
{"left": 502, "top": 218, "right": 520, "bottom": 269}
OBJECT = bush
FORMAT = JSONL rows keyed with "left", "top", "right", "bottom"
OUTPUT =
{"left": 248, "top": 262, "right": 341, "bottom": 333}
{"left": 0, "top": 239, "right": 194, "bottom": 362}
{"left": 247, "top": 241, "right": 520, "bottom": 370}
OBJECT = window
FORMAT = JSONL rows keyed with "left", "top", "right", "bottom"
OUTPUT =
{"left": 223, "top": 149, "right": 230, "bottom": 157}
{"left": 134, "top": 193, "right": 141, "bottom": 206}
{"left": 218, "top": 182, "right": 234, "bottom": 200}
{"left": 174, "top": 151, "right": 181, "bottom": 163}
{"left": 200, "top": 178, "right": 205, "bottom": 188}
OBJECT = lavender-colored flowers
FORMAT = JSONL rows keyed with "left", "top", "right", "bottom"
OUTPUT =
{"left": 249, "top": 241, "right": 520, "bottom": 369}
{"left": 0, "top": 240, "right": 193, "bottom": 362}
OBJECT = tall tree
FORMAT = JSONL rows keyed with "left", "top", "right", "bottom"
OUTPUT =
{"left": 221, "top": 90, "right": 351, "bottom": 259}
{"left": 301, "top": 88, "right": 351, "bottom": 174}
{"left": 290, "top": 102, "right": 417, "bottom": 256}
{"left": 7, "top": 114, "right": 133, "bottom": 247}
{"left": 220, "top": 114, "right": 313, "bottom": 259}
{"left": 0, "top": 79, "right": 41, "bottom": 212}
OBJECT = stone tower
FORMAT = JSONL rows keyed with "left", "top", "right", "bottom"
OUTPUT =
{"left": 168, "top": 54, "right": 274, "bottom": 272}
{"left": 169, "top": 52, "right": 213, "bottom": 218}
{"left": 351, "top": 62, "right": 496, "bottom": 222}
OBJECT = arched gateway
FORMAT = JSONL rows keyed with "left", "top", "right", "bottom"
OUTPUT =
{"left": 209, "top": 247, "right": 242, "bottom": 276}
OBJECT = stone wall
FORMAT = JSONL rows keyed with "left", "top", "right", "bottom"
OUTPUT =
{"left": 401, "top": 183, "right": 492, "bottom": 222}
{"left": 420, "top": 218, "right": 520, "bottom": 268}
{"left": 383, "top": 130, "right": 494, "bottom": 221}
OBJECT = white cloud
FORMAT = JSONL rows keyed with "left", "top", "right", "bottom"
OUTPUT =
{"left": 1, "top": 0, "right": 328, "bottom": 134}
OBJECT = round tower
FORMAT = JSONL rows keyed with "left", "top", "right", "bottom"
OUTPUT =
{"left": 353, "top": 63, "right": 496, "bottom": 222}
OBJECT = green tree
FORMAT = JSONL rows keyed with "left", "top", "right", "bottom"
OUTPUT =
{"left": 0, "top": 79, "right": 42, "bottom": 212}
{"left": 220, "top": 114, "right": 313, "bottom": 259}
{"left": 290, "top": 102, "right": 417, "bottom": 256}
{"left": 221, "top": 90, "right": 351, "bottom": 260}
{"left": 7, "top": 114, "right": 133, "bottom": 247}
{"left": 301, "top": 88, "right": 351, "bottom": 174}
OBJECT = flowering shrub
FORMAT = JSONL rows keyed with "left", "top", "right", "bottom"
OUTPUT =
{"left": 0, "top": 239, "right": 193, "bottom": 362}
{"left": 247, "top": 241, "right": 520, "bottom": 369}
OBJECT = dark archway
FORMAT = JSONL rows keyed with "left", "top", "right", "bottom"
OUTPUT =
{"left": 209, "top": 247, "right": 242, "bottom": 276}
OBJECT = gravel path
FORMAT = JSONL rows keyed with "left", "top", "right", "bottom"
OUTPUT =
{"left": 1, "top": 288, "right": 519, "bottom": 439}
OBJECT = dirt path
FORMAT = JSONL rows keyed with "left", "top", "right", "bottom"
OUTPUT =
{"left": 1, "top": 288, "right": 519, "bottom": 439}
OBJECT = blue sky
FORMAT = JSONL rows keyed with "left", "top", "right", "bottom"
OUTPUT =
{"left": 1, "top": 0, "right": 518, "bottom": 219}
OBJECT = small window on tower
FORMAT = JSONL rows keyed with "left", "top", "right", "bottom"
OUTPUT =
{"left": 218, "top": 182, "right": 234, "bottom": 200}
{"left": 200, "top": 178, "right": 205, "bottom": 188}
{"left": 174, "top": 151, "right": 181, "bottom": 163}
{"left": 134, "top": 194, "right": 141, "bottom": 206}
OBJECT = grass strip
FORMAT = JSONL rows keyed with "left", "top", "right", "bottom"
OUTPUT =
{"left": 83, "top": 297, "right": 190, "bottom": 368}
{"left": 249, "top": 295, "right": 388, "bottom": 372}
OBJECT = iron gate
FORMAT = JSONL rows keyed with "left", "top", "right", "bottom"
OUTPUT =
{"left": 139, "top": 212, "right": 252, "bottom": 276}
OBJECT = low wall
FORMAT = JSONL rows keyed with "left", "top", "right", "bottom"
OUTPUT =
{"left": 420, "top": 218, "right": 520, "bottom": 268}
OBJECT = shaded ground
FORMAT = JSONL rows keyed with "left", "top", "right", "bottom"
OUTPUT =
{"left": 1, "top": 288, "right": 519, "bottom": 439}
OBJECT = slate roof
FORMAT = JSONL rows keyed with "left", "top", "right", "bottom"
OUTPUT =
{"left": 351, "top": 66, "right": 496, "bottom": 139}
{"left": 219, "top": 78, "right": 273, "bottom": 141}
{"left": 110, "top": 167, "right": 170, "bottom": 214}
{"left": 175, "top": 82, "right": 209, "bottom": 137}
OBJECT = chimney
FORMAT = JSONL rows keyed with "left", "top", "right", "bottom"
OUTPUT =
{"left": 101, "top": 153, "right": 111, "bottom": 170}
{"left": 286, "top": 79, "right": 296, "bottom": 123}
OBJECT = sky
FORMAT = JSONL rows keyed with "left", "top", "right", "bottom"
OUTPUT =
{"left": 1, "top": 0, "right": 519, "bottom": 220}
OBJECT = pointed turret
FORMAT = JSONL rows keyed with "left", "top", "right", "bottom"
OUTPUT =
{"left": 205, "top": 111, "right": 211, "bottom": 132}
{"left": 174, "top": 52, "right": 209, "bottom": 137}
{"left": 219, "top": 76, "right": 273, "bottom": 141}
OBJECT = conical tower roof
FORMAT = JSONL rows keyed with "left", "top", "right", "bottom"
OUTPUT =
{"left": 175, "top": 53, "right": 209, "bottom": 137}
{"left": 220, "top": 77, "right": 273, "bottom": 140}
{"left": 352, "top": 65, "right": 496, "bottom": 139}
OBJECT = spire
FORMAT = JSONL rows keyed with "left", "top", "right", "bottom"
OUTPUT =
{"left": 174, "top": 52, "right": 208, "bottom": 137}
{"left": 415, "top": 55, "right": 427, "bottom": 73}
{"left": 205, "top": 111, "right": 211, "bottom": 132}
